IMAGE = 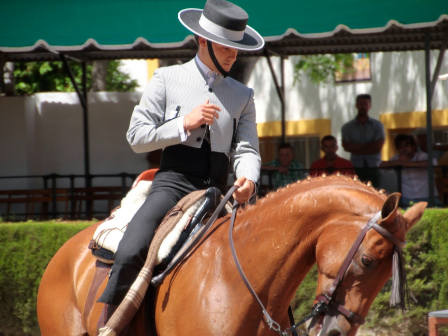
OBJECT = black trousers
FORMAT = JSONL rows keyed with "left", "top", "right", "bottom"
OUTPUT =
{"left": 98, "top": 171, "right": 208, "bottom": 304}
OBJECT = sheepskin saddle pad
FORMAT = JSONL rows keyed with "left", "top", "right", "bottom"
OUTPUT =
{"left": 88, "top": 181, "right": 229, "bottom": 267}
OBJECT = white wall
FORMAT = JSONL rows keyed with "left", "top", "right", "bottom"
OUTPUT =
{"left": 0, "top": 92, "right": 147, "bottom": 190}
{"left": 0, "top": 97, "right": 28, "bottom": 189}
{"left": 119, "top": 60, "right": 148, "bottom": 92}
{"left": 248, "top": 50, "right": 448, "bottom": 160}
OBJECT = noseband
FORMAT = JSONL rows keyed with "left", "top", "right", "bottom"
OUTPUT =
{"left": 229, "top": 207, "right": 407, "bottom": 335}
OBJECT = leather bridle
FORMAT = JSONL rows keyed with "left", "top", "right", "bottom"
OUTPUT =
{"left": 313, "top": 210, "right": 406, "bottom": 326}
{"left": 229, "top": 205, "right": 407, "bottom": 335}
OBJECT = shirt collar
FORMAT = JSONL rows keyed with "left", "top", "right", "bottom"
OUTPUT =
{"left": 195, "top": 54, "right": 218, "bottom": 78}
{"left": 354, "top": 116, "right": 372, "bottom": 124}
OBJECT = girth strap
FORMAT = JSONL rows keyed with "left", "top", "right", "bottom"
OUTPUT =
{"left": 84, "top": 260, "right": 111, "bottom": 323}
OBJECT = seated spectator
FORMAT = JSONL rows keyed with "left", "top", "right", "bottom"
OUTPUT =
{"left": 435, "top": 151, "right": 448, "bottom": 203}
{"left": 414, "top": 127, "right": 448, "bottom": 160}
{"left": 379, "top": 134, "right": 440, "bottom": 206}
{"left": 310, "top": 135, "right": 355, "bottom": 177}
{"left": 261, "top": 142, "right": 305, "bottom": 190}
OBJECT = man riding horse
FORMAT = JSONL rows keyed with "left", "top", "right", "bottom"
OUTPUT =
{"left": 97, "top": 0, "right": 265, "bottom": 325}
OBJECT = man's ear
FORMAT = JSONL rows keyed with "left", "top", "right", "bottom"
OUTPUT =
{"left": 198, "top": 36, "right": 206, "bottom": 47}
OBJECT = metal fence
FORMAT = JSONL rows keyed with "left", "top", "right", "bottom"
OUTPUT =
{"left": 0, "top": 173, "right": 137, "bottom": 221}
{"left": 1, "top": 166, "right": 447, "bottom": 221}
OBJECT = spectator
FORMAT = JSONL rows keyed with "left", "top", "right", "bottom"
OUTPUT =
{"left": 341, "top": 94, "right": 385, "bottom": 188}
{"left": 414, "top": 127, "right": 448, "bottom": 160}
{"left": 379, "top": 134, "right": 440, "bottom": 206}
{"left": 435, "top": 151, "right": 448, "bottom": 203}
{"left": 414, "top": 127, "right": 448, "bottom": 196}
{"left": 310, "top": 135, "right": 355, "bottom": 177}
{"left": 261, "top": 143, "right": 305, "bottom": 190}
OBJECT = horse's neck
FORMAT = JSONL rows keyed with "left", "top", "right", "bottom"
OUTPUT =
{"left": 232, "top": 192, "right": 325, "bottom": 310}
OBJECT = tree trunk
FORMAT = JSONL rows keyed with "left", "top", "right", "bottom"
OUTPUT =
{"left": 4, "top": 62, "right": 15, "bottom": 96}
{"left": 91, "top": 60, "right": 108, "bottom": 91}
{"left": 0, "top": 61, "right": 5, "bottom": 94}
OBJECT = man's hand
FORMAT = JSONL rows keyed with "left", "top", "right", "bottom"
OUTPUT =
{"left": 277, "top": 166, "right": 288, "bottom": 174}
{"left": 398, "top": 154, "right": 410, "bottom": 164}
{"left": 184, "top": 98, "right": 221, "bottom": 131}
{"left": 233, "top": 177, "right": 255, "bottom": 204}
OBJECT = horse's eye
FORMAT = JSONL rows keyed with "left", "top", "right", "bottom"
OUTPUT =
{"left": 361, "top": 255, "right": 372, "bottom": 267}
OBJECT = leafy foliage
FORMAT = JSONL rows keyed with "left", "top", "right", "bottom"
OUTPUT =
{"left": 0, "top": 221, "right": 93, "bottom": 335}
{"left": 293, "top": 54, "right": 355, "bottom": 84}
{"left": 13, "top": 60, "right": 138, "bottom": 95}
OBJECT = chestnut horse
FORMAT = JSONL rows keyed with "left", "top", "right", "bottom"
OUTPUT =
{"left": 37, "top": 175, "right": 426, "bottom": 336}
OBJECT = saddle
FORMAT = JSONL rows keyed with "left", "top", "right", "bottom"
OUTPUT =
{"left": 88, "top": 186, "right": 229, "bottom": 267}
{"left": 87, "top": 174, "right": 232, "bottom": 336}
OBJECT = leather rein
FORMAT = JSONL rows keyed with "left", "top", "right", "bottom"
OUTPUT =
{"left": 228, "top": 203, "right": 407, "bottom": 335}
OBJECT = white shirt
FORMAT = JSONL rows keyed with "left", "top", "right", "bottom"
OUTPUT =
{"left": 178, "top": 55, "right": 218, "bottom": 141}
{"left": 390, "top": 151, "right": 438, "bottom": 198}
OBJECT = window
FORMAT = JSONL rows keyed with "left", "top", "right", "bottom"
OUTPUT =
{"left": 434, "top": 129, "right": 448, "bottom": 144}
{"left": 335, "top": 53, "right": 371, "bottom": 83}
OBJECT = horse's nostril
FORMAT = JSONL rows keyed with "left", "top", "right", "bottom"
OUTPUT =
{"left": 328, "top": 330, "right": 342, "bottom": 336}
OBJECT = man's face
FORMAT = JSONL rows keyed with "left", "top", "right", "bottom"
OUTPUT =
{"left": 199, "top": 37, "right": 238, "bottom": 73}
{"left": 278, "top": 148, "right": 293, "bottom": 167}
{"left": 396, "top": 140, "right": 415, "bottom": 156}
{"left": 416, "top": 134, "right": 427, "bottom": 151}
{"left": 321, "top": 139, "right": 338, "bottom": 158}
{"left": 211, "top": 43, "right": 238, "bottom": 72}
{"left": 356, "top": 98, "right": 371, "bottom": 116}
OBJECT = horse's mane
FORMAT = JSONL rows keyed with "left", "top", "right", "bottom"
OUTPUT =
{"left": 243, "top": 174, "right": 387, "bottom": 215}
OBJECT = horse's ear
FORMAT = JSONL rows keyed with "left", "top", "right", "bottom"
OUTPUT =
{"left": 380, "top": 192, "right": 401, "bottom": 225}
{"left": 402, "top": 202, "right": 427, "bottom": 232}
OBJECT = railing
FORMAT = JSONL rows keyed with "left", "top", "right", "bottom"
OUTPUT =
{"left": 259, "top": 166, "right": 448, "bottom": 208}
{"left": 1, "top": 166, "right": 447, "bottom": 221}
{"left": 0, "top": 173, "right": 137, "bottom": 221}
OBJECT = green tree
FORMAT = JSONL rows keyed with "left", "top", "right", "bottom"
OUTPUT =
{"left": 13, "top": 60, "right": 138, "bottom": 95}
{"left": 293, "top": 53, "right": 356, "bottom": 84}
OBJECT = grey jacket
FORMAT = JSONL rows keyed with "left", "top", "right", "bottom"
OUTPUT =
{"left": 127, "top": 58, "right": 261, "bottom": 182}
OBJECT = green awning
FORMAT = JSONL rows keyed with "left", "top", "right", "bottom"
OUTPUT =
{"left": 1, "top": 0, "right": 447, "bottom": 60}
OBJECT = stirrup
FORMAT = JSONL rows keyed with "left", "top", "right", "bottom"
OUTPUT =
{"left": 151, "top": 187, "right": 225, "bottom": 287}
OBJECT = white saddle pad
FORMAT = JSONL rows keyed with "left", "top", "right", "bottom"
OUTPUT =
{"left": 92, "top": 180, "right": 208, "bottom": 264}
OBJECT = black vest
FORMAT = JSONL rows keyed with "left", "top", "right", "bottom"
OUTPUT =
{"left": 160, "top": 141, "right": 229, "bottom": 194}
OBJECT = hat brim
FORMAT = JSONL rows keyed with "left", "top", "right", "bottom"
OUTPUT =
{"left": 179, "top": 9, "right": 265, "bottom": 51}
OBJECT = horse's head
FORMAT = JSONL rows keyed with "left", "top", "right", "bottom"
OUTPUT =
{"left": 308, "top": 193, "right": 426, "bottom": 336}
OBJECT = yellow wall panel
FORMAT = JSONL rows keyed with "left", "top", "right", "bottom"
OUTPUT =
{"left": 257, "top": 119, "right": 331, "bottom": 158}
{"left": 146, "top": 59, "right": 159, "bottom": 81}
{"left": 257, "top": 119, "right": 331, "bottom": 139}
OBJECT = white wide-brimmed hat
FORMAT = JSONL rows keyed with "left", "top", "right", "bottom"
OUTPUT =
{"left": 178, "top": 0, "right": 265, "bottom": 51}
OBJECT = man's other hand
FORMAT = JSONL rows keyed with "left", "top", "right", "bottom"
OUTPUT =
{"left": 233, "top": 177, "right": 255, "bottom": 204}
